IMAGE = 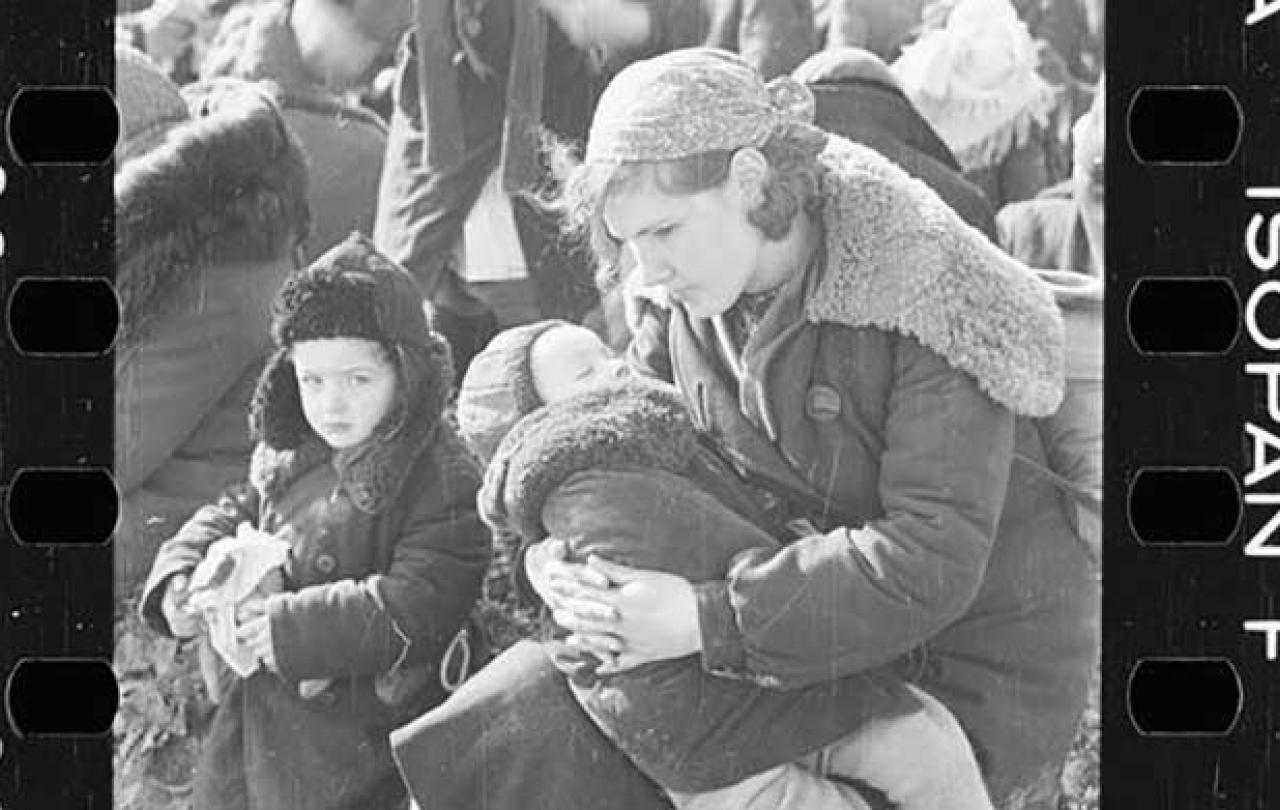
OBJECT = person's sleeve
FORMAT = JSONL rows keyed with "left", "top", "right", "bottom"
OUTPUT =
{"left": 694, "top": 335, "right": 1015, "bottom": 689}
{"left": 372, "top": 28, "right": 503, "bottom": 304}
{"left": 268, "top": 440, "right": 491, "bottom": 683}
{"left": 115, "top": 271, "right": 273, "bottom": 496}
{"left": 138, "top": 480, "right": 261, "bottom": 636}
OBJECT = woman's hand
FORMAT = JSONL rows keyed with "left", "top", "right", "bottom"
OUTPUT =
{"left": 524, "top": 537, "right": 613, "bottom": 609}
{"left": 555, "top": 556, "right": 703, "bottom": 675}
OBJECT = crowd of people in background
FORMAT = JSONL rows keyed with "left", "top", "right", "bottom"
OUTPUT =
{"left": 113, "top": 1, "right": 1105, "bottom": 809}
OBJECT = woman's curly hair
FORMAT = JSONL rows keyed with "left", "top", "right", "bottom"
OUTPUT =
{"left": 540, "top": 123, "right": 828, "bottom": 293}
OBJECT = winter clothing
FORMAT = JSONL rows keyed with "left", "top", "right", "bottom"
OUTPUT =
{"left": 478, "top": 380, "right": 924, "bottom": 792}
{"left": 372, "top": 16, "right": 600, "bottom": 370}
{"left": 630, "top": 135, "right": 1097, "bottom": 809}
{"left": 892, "top": 0, "right": 1072, "bottom": 207}
{"left": 586, "top": 47, "right": 820, "bottom": 165}
{"left": 997, "top": 192, "right": 1098, "bottom": 277}
{"left": 138, "top": 235, "right": 490, "bottom": 810}
{"left": 998, "top": 194, "right": 1103, "bottom": 565}
{"left": 202, "top": 0, "right": 388, "bottom": 261}
{"left": 392, "top": 639, "right": 673, "bottom": 810}
{"left": 115, "top": 45, "right": 192, "bottom": 162}
{"left": 454, "top": 319, "right": 570, "bottom": 464}
{"left": 115, "top": 73, "right": 311, "bottom": 589}
{"left": 794, "top": 46, "right": 997, "bottom": 240}
{"left": 818, "top": 0, "right": 926, "bottom": 62}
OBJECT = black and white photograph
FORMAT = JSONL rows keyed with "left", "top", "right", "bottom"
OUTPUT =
{"left": 109, "top": 1, "right": 1104, "bottom": 808}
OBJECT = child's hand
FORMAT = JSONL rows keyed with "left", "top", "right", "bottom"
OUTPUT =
{"left": 237, "top": 614, "right": 278, "bottom": 674}
{"left": 161, "top": 573, "right": 203, "bottom": 639}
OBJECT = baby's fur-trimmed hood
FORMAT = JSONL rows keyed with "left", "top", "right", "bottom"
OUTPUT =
{"left": 480, "top": 381, "right": 697, "bottom": 541}
{"left": 809, "top": 136, "right": 1065, "bottom": 417}
{"left": 115, "top": 79, "right": 310, "bottom": 350}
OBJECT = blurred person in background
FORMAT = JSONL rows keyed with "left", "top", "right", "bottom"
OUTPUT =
{"left": 997, "top": 75, "right": 1103, "bottom": 276}
{"left": 201, "top": 0, "right": 404, "bottom": 260}
{"left": 891, "top": 0, "right": 1074, "bottom": 208}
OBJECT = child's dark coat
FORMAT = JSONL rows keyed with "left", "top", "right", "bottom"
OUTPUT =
{"left": 139, "top": 319, "right": 489, "bottom": 810}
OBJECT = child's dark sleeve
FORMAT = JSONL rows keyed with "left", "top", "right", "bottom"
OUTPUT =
{"left": 138, "top": 480, "right": 261, "bottom": 636}
{"left": 268, "top": 430, "right": 490, "bottom": 683}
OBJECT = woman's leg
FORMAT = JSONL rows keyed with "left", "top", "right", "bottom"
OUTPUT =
{"left": 667, "top": 763, "right": 872, "bottom": 810}
{"left": 816, "top": 683, "right": 993, "bottom": 810}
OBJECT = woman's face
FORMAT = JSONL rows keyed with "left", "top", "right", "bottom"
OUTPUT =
{"left": 529, "top": 325, "right": 629, "bottom": 404}
{"left": 292, "top": 337, "right": 399, "bottom": 449}
{"left": 601, "top": 162, "right": 766, "bottom": 319}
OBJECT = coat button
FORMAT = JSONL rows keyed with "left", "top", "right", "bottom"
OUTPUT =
{"left": 314, "top": 554, "right": 336, "bottom": 575}
{"left": 805, "top": 384, "right": 842, "bottom": 422}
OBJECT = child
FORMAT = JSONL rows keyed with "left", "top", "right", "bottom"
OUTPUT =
{"left": 138, "top": 233, "right": 492, "bottom": 810}
{"left": 454, "top": 320, "right": 994, "bottom": 810}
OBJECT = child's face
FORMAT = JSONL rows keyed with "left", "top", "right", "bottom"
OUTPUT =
{"left": 292, "top": 337, "right": 398, "bottom": 450}
{"left": 529, "top": 325, "right": 630, "bottom": 404}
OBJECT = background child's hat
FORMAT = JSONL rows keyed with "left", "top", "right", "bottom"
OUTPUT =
{"left": 455, "top": 320, "right": 570, "bottom": 466}
{"left": 115, "top": 44, "right": 192, "bottom": 162}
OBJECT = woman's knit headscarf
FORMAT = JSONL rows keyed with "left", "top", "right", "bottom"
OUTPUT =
{"left": 583, "top": 46, "right": 822, "bottom": 166}
{"left": 564, "top": 47, "right": 829, "bottom": 283}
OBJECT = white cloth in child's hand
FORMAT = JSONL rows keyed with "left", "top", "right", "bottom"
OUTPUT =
{"left": 187, "top": 523, "right": 291, "bottom": 677}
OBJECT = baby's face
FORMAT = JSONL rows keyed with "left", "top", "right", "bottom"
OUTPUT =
{"left": 529, "top": 325, "right": 630, "bottom": 404}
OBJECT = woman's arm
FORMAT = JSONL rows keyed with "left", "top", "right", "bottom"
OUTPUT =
{"left": 543, "top": 335, "right": 1017, "bottom": 686}
{"left": 694, "top": 336, "right": 1015, "bottom": 687}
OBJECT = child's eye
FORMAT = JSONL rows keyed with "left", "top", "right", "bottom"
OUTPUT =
{"left": 653, "top": 224, "right": 676, "bottom": 238}
{"left": 299, "top": 375, "right": 321, "bottom": 388}
{"left": 351, "top": 374, "right": 372, "bottom": 386}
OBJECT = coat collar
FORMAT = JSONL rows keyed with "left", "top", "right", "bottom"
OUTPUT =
{"left": 805, "top": 136, "right": 1066, "bottom": 417}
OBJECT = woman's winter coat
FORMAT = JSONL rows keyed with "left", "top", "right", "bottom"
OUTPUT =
{"left": 637, "top": 136, "right": 1098, "bottom": 809}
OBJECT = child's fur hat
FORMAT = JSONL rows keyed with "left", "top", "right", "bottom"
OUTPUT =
{"left": 249, "top": 232, "right": 454, "bottom": 451}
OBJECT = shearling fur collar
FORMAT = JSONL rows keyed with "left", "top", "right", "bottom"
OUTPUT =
{"left": 247, "top": 417, "right": 443, "bottom": 516}
{"left": 480, "top": 381, "right": 696, "bottom": 541}
{"left": 114, "top": 81, "right": 309, "bottom": 351}
{"left": 808, "top": 136, "right": 1065, "bottom": 417}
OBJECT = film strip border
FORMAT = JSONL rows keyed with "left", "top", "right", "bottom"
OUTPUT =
{"left": 2, "top": 3, "right": 1280, "bottom": 808}
{"left": 1, "top": 0, "right": 117, "bottom": 805}
{"left": 1107, "top": 2, "right": 1280, "bottom": 807}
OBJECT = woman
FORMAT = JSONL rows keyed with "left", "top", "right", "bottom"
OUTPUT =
{"left": 529, "top": 47, "right": 1098, "bottom": 810}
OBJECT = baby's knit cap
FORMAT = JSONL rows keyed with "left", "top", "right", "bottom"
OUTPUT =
{"left": 455, "top": 320, "right": 570, "bottom": 465}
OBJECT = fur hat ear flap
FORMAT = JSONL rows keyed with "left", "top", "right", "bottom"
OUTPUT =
{"left": 249, "top": 347, "right": 313, "bottom": 450}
